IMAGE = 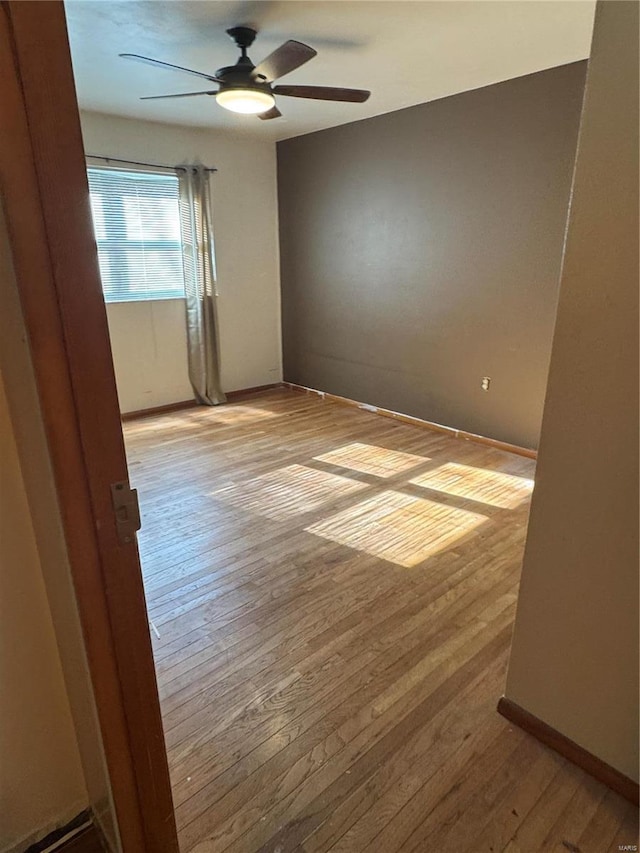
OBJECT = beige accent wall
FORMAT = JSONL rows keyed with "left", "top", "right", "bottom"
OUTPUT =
{"left": 0, "top": 207, "right": 119, "bottom": 851}
{"left": 80, "top": 112, "right": 282, "bottom": 413}
{"left": 505, "top": 0, "right": 639, "bottom": 781}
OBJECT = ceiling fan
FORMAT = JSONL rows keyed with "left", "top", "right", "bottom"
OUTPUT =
{"left": 120, "top": 26, "right": 371, "bottom": 120}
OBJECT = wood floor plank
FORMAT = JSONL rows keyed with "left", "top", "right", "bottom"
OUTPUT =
{"left": 575, "top": 788, "right": 636, "bottom": 853}
{"left": 498, "top": 764, "right": 586, "bottom": 853}
{"left": 169, "top": 569, "right": 520, "bottom": 816}
{"left": 184, "top": 619, "right": 515, "bottom": 853}
{"left": 466, "top": 746, "right": 565, "bottom": 852}
{"left": 606, "top": 804, "right": 640, "bottom": 853}
{"left": 170, "top": 571, "right": 518, "bottom": 830}
{"left": 536, "top": 774, "right": 610, "bottom": 852}
{"left": 161, "top": 538, "right": 515, "bottom": 728}
{"left": 300, "top": 650, "right": 511, "bottom": 853}
{"left": 121, "top": 389, "right": 636, "bottom": 853}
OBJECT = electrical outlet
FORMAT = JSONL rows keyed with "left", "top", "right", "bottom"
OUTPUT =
{"left": 481, "top": 376, "right": 491, "bottom": 391}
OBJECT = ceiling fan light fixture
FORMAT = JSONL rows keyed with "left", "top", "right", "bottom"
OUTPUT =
{"left": 215, "top": 87, "right": 275, "bottom": 115}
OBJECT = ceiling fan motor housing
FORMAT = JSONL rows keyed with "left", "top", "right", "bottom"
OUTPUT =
{"left": 217, "top": 26, "right": 270, "bottom": 92}
{"left": 215, "top": 65, "right": 271, "bottom": 96}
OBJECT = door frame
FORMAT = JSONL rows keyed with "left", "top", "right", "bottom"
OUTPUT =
{"left": 1, "top": 2, "right": 178, "bottom": 849}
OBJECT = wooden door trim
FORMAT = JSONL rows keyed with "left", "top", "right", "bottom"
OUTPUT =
{"left": 2, "top": 3, "right": 178, "bottom": 850}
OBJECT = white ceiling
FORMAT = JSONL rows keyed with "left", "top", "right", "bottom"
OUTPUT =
{"left": 65, "top": 0, "right": 595, "bottom": 142}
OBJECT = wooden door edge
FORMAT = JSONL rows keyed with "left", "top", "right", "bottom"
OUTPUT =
{"left": 2, "top": 3, "right": 178, "bottom": 850}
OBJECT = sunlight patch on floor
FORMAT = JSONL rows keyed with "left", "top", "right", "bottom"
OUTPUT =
{"left": 306, "top": 490, "right": 485, "bottom": 568}
{"left": 314, "top": 442, "right": 429, "bottom": 478}
{"left": 211, "top": 464, "right": 367, "bottom": 520}
{"left": 410, "top": 462, "right": 534, "bottom": 509}
{"left": 205, "top": 404, "right": 280, "bottom": 424}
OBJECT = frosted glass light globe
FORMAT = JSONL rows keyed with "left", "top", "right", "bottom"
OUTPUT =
{"left": 216, "top": 88, "right": 275, "bottom": 115}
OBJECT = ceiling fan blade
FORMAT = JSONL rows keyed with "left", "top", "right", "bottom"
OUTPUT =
{"left": 140, "top": 91, "right": 217, "bottom": 100}
{"left": 120, "top": 53, "right": 220, "bottom": 83}
{"left": 258, "top": 105, "right": 283, "bottom": 120}
{"left": 273, "top": 85, "right": 370, "bottom": 103}
{"left": 252, "top": 40, "right": 317, "bottom": 82}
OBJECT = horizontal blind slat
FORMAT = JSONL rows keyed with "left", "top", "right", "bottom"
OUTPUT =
{"left": 87, "top": 167, "right": 186, "bottom": 303}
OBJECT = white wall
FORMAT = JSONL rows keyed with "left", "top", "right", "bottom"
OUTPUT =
{"left": 505, "top": 0, "right": 638, "bottom": 781}
{"left": 80, "top": 111, "right": 282, "bottom": 413}
{"left": 0, "top": 204, "right": 119, "bottom": 852}
{"left": 0, "top": 368, "right": 88, "bottom": 853}
{"left": 105, "top": 300, "right": 190, "bottom": 414}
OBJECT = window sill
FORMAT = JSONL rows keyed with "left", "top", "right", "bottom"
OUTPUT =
{"left": 105, "top": 296, "right": 186, "bottom": 305}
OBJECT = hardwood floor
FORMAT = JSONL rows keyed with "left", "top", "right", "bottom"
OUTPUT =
{"left": 124, "top": 389, "right": 638, "bottom": 853}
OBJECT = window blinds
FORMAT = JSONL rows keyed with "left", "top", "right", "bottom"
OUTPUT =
{"left": 87, "top": 167, "right": 186, "bottom": 303}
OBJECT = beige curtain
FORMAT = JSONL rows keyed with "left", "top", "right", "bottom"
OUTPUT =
{"left": 177, "top": 165, "right": 226, "bottom": 406}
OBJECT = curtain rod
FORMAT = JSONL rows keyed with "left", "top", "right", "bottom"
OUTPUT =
{"left": 86, "top": 154, "right": 217, "bottom": 173}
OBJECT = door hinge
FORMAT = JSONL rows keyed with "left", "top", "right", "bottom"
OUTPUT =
{"left": 110, "top": 481, "right": 141, "bottom": 545}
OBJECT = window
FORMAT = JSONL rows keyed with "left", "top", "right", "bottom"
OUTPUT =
{"left": 86, "top": 167, "right": 186, "bottom": 302}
